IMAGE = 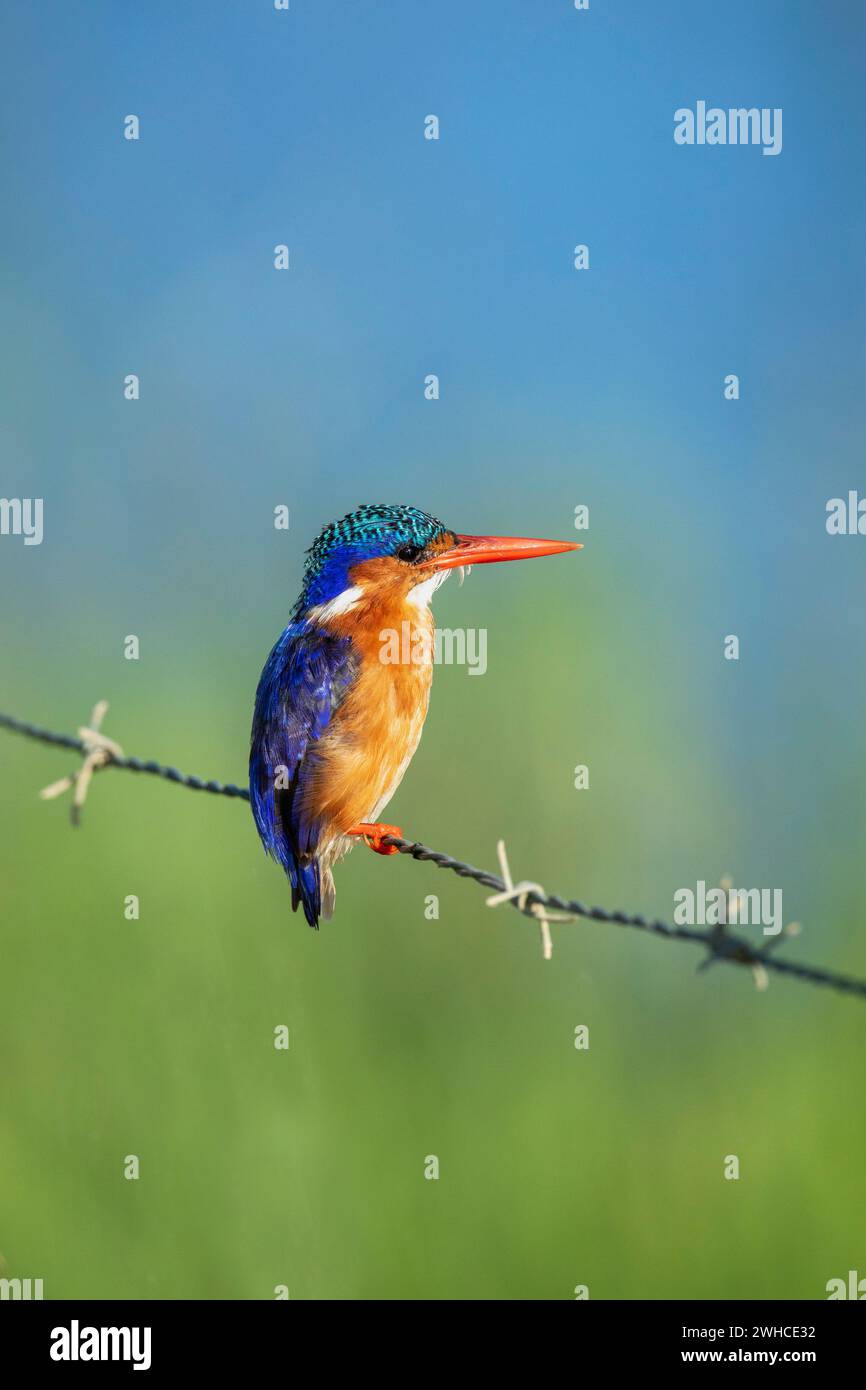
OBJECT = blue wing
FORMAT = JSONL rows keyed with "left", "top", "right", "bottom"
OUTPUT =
{"left": 249, "top": 621, "right": 357, "bottom": 926}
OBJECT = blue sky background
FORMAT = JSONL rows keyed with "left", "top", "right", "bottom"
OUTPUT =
{"left": 3, "top": 0, "right": 864, "bottom": 903}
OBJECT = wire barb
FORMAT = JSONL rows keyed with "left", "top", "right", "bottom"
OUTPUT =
{"left": 2, "top": 706, "right": 866, "bottom": 1000}
{"left": 485, "top": 839, "right": 575, "bottom": 960}
{"left": 38, "top": 700, "right": 124, "bottom": 825}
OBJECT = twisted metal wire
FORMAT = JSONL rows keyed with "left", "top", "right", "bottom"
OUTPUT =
{"left": 0, "top": 712, "right": 250, "bottom": 800}
{"left": 382, "top": 838, "right": 866, "bottom": 997}
{"left": 2, "top": 710, "right": 865, "bottom": 999}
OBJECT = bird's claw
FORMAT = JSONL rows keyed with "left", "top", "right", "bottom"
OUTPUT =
{"left": 346, "top": 822, "right": 403, "bottom": 856}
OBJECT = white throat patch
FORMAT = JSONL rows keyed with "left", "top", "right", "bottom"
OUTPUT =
{"left": 407, "top": 570, "right": 451, "bottom": 610}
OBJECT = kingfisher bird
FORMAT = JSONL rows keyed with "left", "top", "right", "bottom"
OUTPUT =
{"left": 249, "top": 503, "right": 580, "bottom": 927}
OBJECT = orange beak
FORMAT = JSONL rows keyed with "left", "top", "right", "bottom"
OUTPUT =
{"left": 426, "top": 533, "right": 582, "bottom": 570}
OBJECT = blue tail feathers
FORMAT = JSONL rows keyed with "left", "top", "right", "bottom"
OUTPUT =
{"left": 291, "top": 857, "right": 322, "bottom": 929}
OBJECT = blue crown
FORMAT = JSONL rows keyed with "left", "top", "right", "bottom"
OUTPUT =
{"left": 296, "top": 503, "right": 449, "bottom": 613}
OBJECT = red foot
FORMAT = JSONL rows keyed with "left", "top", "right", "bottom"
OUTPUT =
{"left": 346, "top": 822, "right": 403, "bottom": 856}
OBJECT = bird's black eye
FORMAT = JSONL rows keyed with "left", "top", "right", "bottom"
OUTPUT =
{"left": 396, "top": 543, "right": 423, "bottom": 563}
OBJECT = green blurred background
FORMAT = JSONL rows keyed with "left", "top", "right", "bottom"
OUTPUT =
{"left": 1, "top": 1, "right": 865, "bottom": 1299}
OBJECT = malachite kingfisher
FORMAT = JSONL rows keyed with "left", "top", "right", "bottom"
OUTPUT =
{"left": 249, "top": 503, "right": 581, "bottom": 927}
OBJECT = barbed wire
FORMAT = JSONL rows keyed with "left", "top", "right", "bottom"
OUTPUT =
{"left": 0, "top": 710, "right": 249, "bottom": 801}
{"left": 2, "top": 706, "right": 865, "bottom": 1000}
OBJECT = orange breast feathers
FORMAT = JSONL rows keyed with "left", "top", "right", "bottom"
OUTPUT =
{"left": 300, "top": 558, "right": 439, "bottom": 842}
